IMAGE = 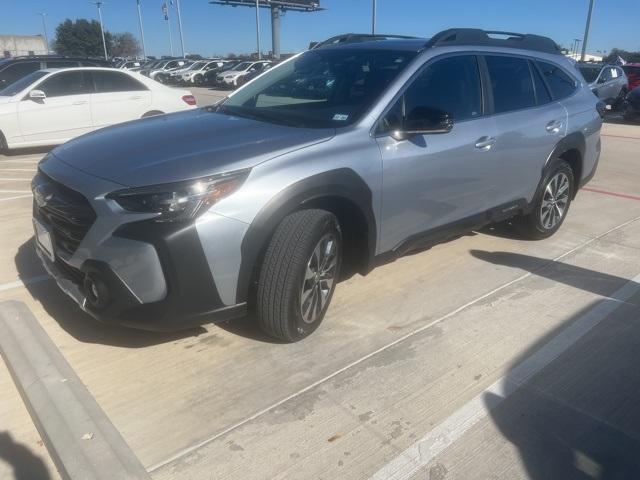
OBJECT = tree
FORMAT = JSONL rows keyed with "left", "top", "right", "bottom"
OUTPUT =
{"left": 111, "top": 32, "right": 141, "bottom": 58}
{"left": 53, "top": 19, "right": 113, "bottom": 57}
{"left": 604, "top": 48, "right": 640, "bottom": 64}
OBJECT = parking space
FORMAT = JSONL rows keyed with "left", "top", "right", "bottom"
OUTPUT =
{"left": 1, "top": 117, "right": 639, "bottom": 480}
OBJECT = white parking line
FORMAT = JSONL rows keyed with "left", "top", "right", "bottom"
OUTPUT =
{"left": 0, "top": 190, "right": 31, "bottom": 194}
{"left": 0, "top": 194, "right": 32, "bottom": 202}
{"left": 0, "top": 168, "right": 37, "bottom": 172}
{"left": 0, "top": 275, "right": 49, "bottom": 293}
{"left": 0, "top": 159, "right": 41, "bottom": 163}
{"left": 0, "top": 177, "right": 32, "bottom": 181}
{"left": 148, "top": 215, "right": 640, "bottom": 473}
{"left": 369, "top": 272, "right": 640, "bottom": 480}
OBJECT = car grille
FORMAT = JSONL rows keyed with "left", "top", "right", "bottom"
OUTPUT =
{"left": 33, "top": 171, "right": 97, "bottom": 257}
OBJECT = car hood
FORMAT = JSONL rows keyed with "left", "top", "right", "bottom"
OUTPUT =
{"left": 52, "top": 108, "right": 335, "bottom": 187}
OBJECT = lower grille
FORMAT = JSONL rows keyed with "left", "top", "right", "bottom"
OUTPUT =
{"left": 33, "top": 171, "right": 97, "bottom": 257}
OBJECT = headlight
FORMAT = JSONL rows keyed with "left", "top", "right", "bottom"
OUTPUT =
{"left": 107, "top": 170, "right": 249, "bottom": 222}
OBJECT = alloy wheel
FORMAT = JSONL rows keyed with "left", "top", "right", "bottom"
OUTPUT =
{"left": 540, "top": 172, "right": 570, "bottom": 229}
{"left": 300, "top": 233, "right": 339, "bottom": 324}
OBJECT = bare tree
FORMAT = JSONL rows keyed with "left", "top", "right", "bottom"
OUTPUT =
{"left": 111, "top": 32, "right": 141, "bottom": 58}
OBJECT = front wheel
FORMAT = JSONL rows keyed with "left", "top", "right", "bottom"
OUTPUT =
{"left": 255, "top": 209, "right": 342, "bottom": 342}
{"left": 515, "top": 161, "right": 574, "bottom": 239}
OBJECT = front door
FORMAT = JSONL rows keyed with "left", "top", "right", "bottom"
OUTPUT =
{"left": 376, "top": 54, "right": 497, "bottom": 253}
{"left": 18, "top": 70, "right": 93, "bottom": 144}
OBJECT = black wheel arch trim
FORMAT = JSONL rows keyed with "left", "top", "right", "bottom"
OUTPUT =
{"left": 236, "top": 168, "right": 376, "bottom": 305}
{"left": 544, "top": 131, "right": 586, "bottom": 173}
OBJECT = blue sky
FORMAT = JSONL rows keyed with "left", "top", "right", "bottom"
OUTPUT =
{"left": 1, "top": 0, "right": 638, "bottom": 58}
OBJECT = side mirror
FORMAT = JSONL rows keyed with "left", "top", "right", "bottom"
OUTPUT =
{"left": 391, "top": 106, "right": 453, "bottom": 141}
{"left": 29, "top": 89, "right": 46, "bottom": 100}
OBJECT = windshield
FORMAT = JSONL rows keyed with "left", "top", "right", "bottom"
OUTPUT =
{"left": 188, "top": 61, "right": 207, "bottom": 70}
{"left": 221, "top": 48, "right": 417, "bottom": 128}
{"left": 578, "top": 65, "right": 600, "bottom": 83}
{"left": 0, "top": 70, "right": 47, "bottom": 96}
{"left": 233, "top": 62, "right": 253, "bottom": 71}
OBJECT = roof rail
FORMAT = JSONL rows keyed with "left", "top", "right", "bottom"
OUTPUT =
{"left": 311, "top": 33, "right": 419, "bottom": 50}
{"left": 425, "top": 28, "right": 561, "bottom": 55}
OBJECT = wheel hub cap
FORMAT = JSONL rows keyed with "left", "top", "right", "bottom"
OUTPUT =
{"left": 540, "top": 172, "right": 570, "bottom": 230}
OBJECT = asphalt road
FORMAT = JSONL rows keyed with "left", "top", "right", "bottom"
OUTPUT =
{"left": 0, "top": 110, "right": 639, "bottom": 480}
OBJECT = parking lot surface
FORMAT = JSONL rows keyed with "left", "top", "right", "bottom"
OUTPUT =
{"left": 1, "top": 110, "right": 639, "bottom": 479}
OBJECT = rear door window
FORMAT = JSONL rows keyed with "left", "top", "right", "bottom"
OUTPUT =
{"left": 92, "top": 71, "right": 147, "bottom": 92}
{"left": 537, "top": 61, "right": 578, "bottom": 99}
{"left": 485, "top": 55, "right": 535, "bottom": 114}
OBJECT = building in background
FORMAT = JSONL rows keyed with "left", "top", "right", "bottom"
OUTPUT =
{"left": 1, "top": 35, "right": 48, "bottom": 58}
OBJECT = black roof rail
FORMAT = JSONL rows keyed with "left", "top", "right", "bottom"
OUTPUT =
{"left": 311, "top": 33, "right": 420, "bottom": 50}
{"left": 425, "top": 28, "right": 561, "bottom": 55}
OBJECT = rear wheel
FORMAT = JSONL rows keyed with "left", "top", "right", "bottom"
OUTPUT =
{"left": 256, "top": 209, "right": 342, "bottom": 342}
{"left": 613, "top": 88, "right": 628, "bottom": 111}
{"left": 194, "top": 74, "right": 205, "bottom": 86}
{"left": 515, "top": 160, "right": 574, "bottom": 239}
{"left": 0, "top": 131, "right": 7, "bottom": 154}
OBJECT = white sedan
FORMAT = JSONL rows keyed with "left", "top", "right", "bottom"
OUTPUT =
{"left": 0, "top": 67, "right": 197, "bottom": 151}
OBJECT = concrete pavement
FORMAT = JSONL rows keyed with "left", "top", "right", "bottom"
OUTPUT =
{"left": 0, "top": 119, "right": 638, "bottom": 480}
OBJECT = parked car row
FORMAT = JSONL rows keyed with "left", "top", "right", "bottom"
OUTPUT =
{"left": 0, "top": 55, "right": 111, "bottom": 88}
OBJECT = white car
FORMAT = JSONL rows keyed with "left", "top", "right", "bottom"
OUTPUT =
{"left": 217, "top": 61, "right": 271, "bottom": 87}
{"left": 171, "top": 60, "right": 225, "bottom": 85}
{"left": 148, "top": 59, "right": 189, "bottom": 80}
{"left": 0, "top": 67, "right": 197, "bottom": 151}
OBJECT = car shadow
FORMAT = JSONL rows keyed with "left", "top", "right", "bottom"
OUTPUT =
{"left": 14, "top": 238, "right": 206, "bottom": 348}
{"left": 0, "top": 431, "right": 51, "bottom": 480}
{"left": 471, "top": 250, "right": 640, "bottom": 479}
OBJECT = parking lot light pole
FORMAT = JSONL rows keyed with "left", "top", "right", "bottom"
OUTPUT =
{"left": 255, "top": 0, "right": 261, "bottom": 60}
{"left": 136, "top": 0, "right": 147, "bottom": 60}
{"left": 91, "top": 1, "right": 108, "bottom": 60}
{"left": 580, "top": 0, "right": 595, "bottom": 62}
{"left": 175, "top": 0, "right": 186, "bottom": 57}
{"left": 36, "top": 12, "right": 49, "bottom": 54}
{"left": 372, "top": 0, "right": 377, "bottom": 35}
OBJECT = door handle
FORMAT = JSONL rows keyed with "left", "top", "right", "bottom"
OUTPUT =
{"left": 475, "top": 136, "right": 496, "bottom": 151}
{"left": 545, "top": 120, "right": 563, "bottom": 134}
{"left": 72, "top": 100, "right": 87, "bottom": 106}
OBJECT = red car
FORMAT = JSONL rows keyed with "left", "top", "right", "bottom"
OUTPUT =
{"left": 622, "top": 64, "right": 640, "bottom": 90}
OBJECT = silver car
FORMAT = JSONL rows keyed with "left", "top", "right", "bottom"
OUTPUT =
{"left": 32, "top": 28, "right": 602, "bottom": 342}
{"left": 577, "top": 63, "right": 628, "bottom": 108}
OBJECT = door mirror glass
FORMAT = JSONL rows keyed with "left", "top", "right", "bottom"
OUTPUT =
{"left": 29, "top": 89, "right": 46, "bottom": 100}
{"left": 391, "top": 106, "right": 453, "bottom": 141}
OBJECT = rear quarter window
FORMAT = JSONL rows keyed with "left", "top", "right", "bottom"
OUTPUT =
{"left": 536, "top": 61, "right": 578, "bottom": 100}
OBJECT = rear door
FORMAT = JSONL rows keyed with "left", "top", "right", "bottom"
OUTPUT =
{"left": 484, "top": 55, "right": 567, "bottom": 206}
{"left": 89, "top": 70, "right": 151, "bottom": 128}
{"left": 17, "top": 70, "right": 94, "bottom": 143}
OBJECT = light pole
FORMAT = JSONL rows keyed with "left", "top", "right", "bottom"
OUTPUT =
{"left": 174, "top": 0, "right": 186, "bottom": 57}
{"left": 255, "top": 0, "right": 261, "bottom": 59}
{"left": 36, "top": 12, "right": 49, "bottom": 54}
{"left": 580, "top": 0, "right": 595, "bottom": 62}
{"left": 162, "top": 2, "right": 174, "bottom": 57}
{"left": 372, "top": 0, "right": 377, "bottom": 35}
{"left": 90, "top": 1, "right": 108, "bottom": 60}
{"left": 136, "top": 0, "right": 147, "bottom": 59}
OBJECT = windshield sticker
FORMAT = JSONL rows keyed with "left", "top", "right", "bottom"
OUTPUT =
{"left": 333, "top": 113, "right": 349, "bottom": 121}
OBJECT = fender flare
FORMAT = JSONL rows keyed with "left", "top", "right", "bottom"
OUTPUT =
{"left": 235, "top": 168, "right": 376, "bottom": 304}
{"left": 543, "top": 131, "right": 585, "bottom": 173}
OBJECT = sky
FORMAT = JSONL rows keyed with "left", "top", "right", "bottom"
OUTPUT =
{"left": 0, "top": 0, "right": 638, "bottom": 58}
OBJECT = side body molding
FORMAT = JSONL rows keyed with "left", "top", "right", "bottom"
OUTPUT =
{"left": 235, "top": 168, "right": 377, "bottom": 304}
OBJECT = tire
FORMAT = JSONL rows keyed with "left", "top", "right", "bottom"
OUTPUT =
{"left": 141, "top": 110, "right": 164, "bottom": 118}
{"left": 515, "top": 160, "right": 574, "bottom": 240}
{"left": 256, "top": 209, "right": 342, "bottom": 342}
{"left": 0, "top": 131, "right": 7, "bottom": 154}
{"left": 613, "top": 88, "right": 627, "bottom": 111}
{"left": 194, "top": 74, "right": 204, "bottom": 86}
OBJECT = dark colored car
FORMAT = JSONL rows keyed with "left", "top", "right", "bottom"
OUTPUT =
{"left": 0, "top": 55, "right": 110, "bottom": 88}
{"left": 623, "top": 86, "right": 640, "bottom": 122}
{"left": 622, "top": 64, "right": 640, "bottom": 91}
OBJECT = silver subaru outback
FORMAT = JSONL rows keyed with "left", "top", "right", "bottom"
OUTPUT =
{"left": 32, "top": 29, "right": 602, "bottom": 342}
